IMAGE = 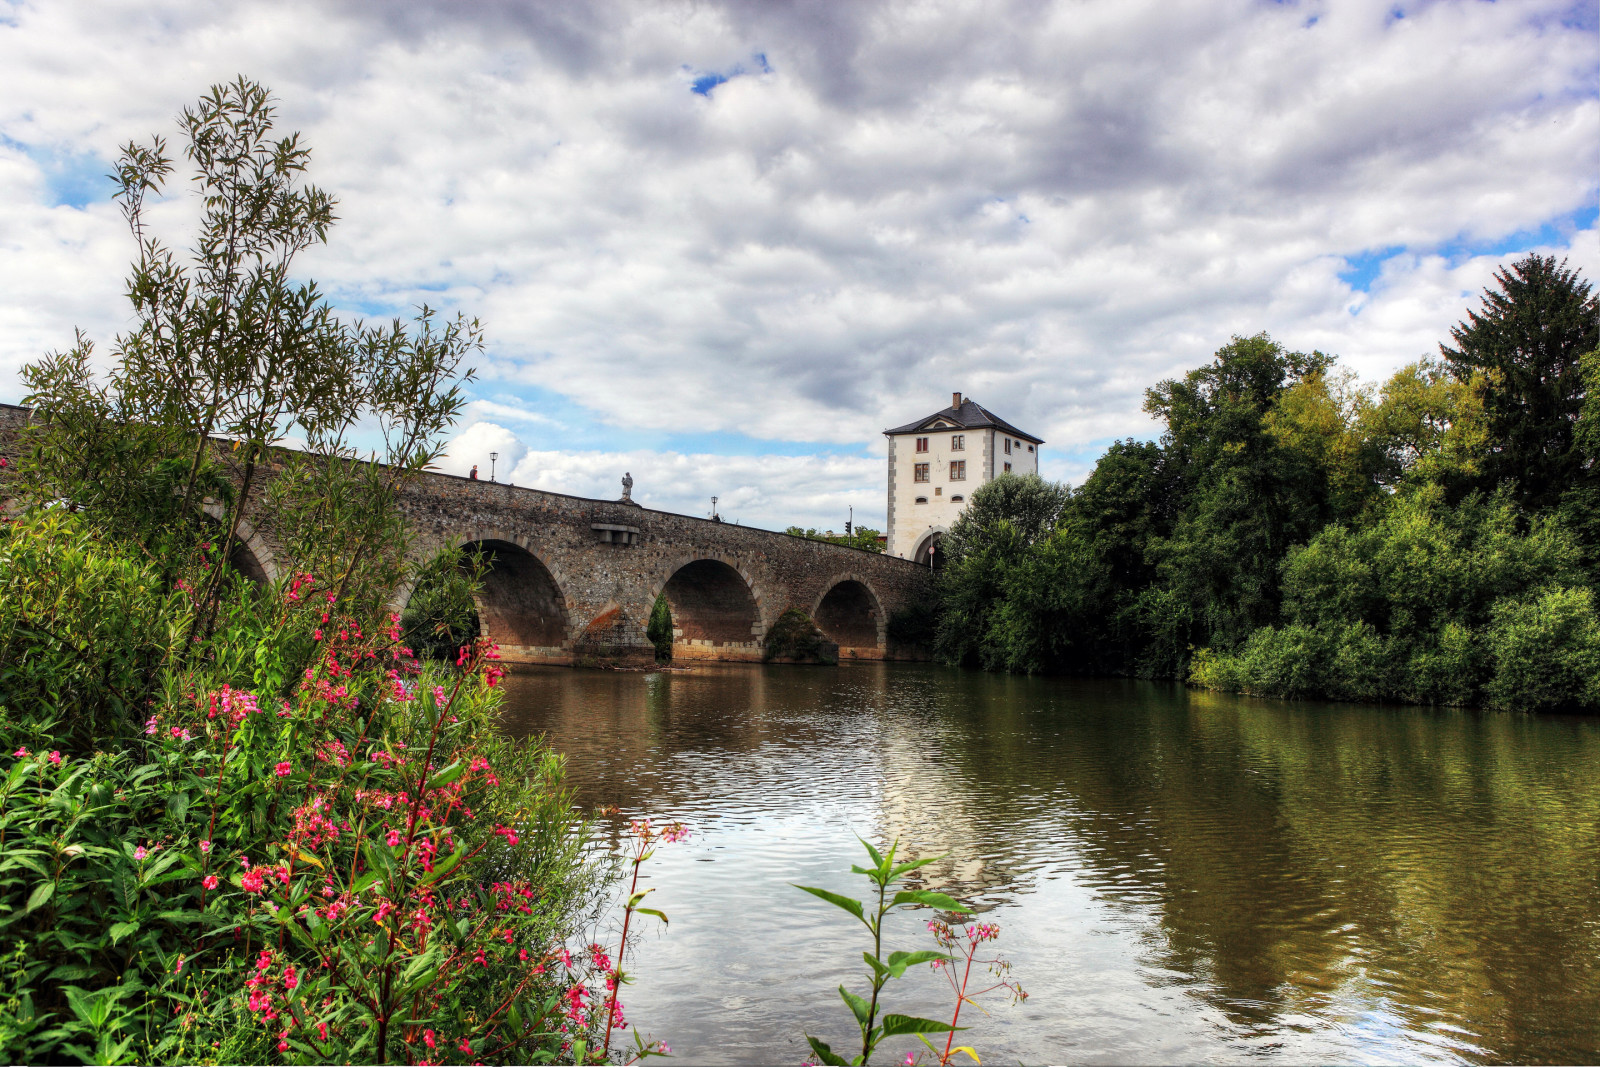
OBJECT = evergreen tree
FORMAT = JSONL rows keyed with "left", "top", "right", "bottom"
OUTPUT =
{"left": 1440, "top": 254, "right": 1598, "bottom": 511}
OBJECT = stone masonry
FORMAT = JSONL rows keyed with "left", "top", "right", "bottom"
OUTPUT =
{"left": 0, "top": 403, "right": 933, "bottom": 665}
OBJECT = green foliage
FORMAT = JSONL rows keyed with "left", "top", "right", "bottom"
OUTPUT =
{"left": 793, "top": 840, "right": 964, "bottom": 1065}
{"left": 762, "top": 609, "right": 838, "bottom": 664}
{"left": 1440, "top": 254, "right": 1598, "bottom": 511}
{"left": 645, "top": 595, "right": 673, "bottom": 662}
{"left": 0, "top": 512, "right": 611, "bottom": 1064}
{"left": 934, "top": 474, "right": 1071, "bottom": 668}
{"left": 784, "top": 527, "right": 885, "bottom": 553}
{"left": 1189, "top": 488, "right": 1596, "bottom": 708}
{"left": 400, "top": 548, "right": 485, "bottom": 662}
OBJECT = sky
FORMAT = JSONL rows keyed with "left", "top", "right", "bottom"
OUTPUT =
{"left": 1, "top": 0, "right": 1595, "bottom": 531}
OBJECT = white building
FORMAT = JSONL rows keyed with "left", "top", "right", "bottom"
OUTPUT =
{"left": 884, "top": 392, "right": 1043, "bottom": 564}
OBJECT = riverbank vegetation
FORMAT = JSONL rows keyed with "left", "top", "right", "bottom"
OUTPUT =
{"left": 935, "top": 255, "right": 1599, "bottom": 711}
{"left": 0, "top": 79, "right": 646, "bottom": 1063}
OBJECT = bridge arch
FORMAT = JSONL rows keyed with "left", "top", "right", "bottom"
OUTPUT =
{"left": 452, "top": 530, "right": 572, "bottom": 652}
{"left": 812, "top": 574, "right": 886, "bottom": 655}
{"left": 200, "top": 503, "right": 279, "bottom": 586}
{"left": 651, "top": 555, "right": 768, "bottom": 659}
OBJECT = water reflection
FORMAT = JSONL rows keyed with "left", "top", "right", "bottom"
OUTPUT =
{"left": 500, "top": 663, "right": 1600, "bottom": 1064}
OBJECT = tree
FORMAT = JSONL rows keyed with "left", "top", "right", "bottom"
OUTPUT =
{"left": 935, "top": 474, "right": 1070, "bottom": 666}
{"left": 1440, "top": 254, "right": 1598, "bottom": 511}
{"left": 19, "top": 76, "right": 480, "bottom": 644}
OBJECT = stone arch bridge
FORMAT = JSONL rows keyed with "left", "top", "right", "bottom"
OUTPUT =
{"left": 0, "top": 405, "right": 932, "bottom": 665}
{"left": 378, "top": 474, "right": 933, "bottom": 664}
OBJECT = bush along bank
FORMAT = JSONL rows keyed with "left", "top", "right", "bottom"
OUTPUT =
{"left": 0, "top": 510, "right": 648, "bottom": 1064}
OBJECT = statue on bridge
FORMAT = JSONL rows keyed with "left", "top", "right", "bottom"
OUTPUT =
{"left": 620, "top": 471, "right": 635, "bottom": 504}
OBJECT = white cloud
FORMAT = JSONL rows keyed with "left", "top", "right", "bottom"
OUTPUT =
{"left": 0, "top": 0, "right": 1595, "bottom": 518}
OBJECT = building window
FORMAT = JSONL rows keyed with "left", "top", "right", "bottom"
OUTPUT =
{"left": 952, "top": 434, "right": 964, "bottom": 451}
{"left": 914, "top": 463, "right": 929, "bottom": 482}
{"left": 1028, "top": 444, "right": 1034, "bottom": 452}
{"left": 916, "top": 437, "right": 929, "bottom": 453}
{"left": 951, "top": 495, "right": 964, "bottom": 503}
{"left": 1004, "top": 462, "right": 1012, "bottom": 473}
{"left": 1004, "top": 438, "right": 1012, "bottom": 455}
{"left": 915, "top": 496, "right": 928, "bottom": 504}
{"left": 935, "top": 487, "right": 942, "bottom": 496}
{"left": 950, "top": 460, "right": 966, "bottom": 480}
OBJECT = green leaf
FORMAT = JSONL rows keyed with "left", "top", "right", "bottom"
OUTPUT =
{"left": 862, "top": 952, "right": 890, "bottom": 979}
{"left": 427, "top": 760, "right": 464, "bottom": 790}
{"left": 419, "top": 845, "right": 467, "bottom": 885}
{"left": 879, "top": 1014, "right": 962, "bottom": 1037}
{"left": 805, "top": 1034, "right": 851, "bottom": 1067}
{"left": 165, "top": 789, "right": 191, "bottom": 823}
{"left": 108, "top": 921, "right": 139, "bottom": 946}
{"left": 886, "top": 949, "right": 950, "bottom": 978}
{"left": 634, "top": 907, "right": 669, "bottom": 926}
{"left": 25, "top": 881, "right": 55, "bottom": 913}
{"left": 859, "top": 838, "right": 885, "bottom": 869}
{"left": 890, "top": 889, "right": 964, "bottom": 912}
{"left": 793, "top": 884, "right": 866, "bottom": 925}
{"left": 838, "top": 985, "right": 871, "bottom": 1028}
{"left": 888, "top": 854, "right": 947, "bottom": 880}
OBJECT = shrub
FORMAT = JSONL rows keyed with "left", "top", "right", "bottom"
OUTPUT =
{"left": 0, "top": 516, "right": 617, "bottom": 1064}
{"left": 1484, "top": 586, "right": 1600, "bottom": 711}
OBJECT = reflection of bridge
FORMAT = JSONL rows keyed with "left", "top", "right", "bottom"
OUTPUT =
{"left": 0, "top": 404, "right": 931, "bottom": 665}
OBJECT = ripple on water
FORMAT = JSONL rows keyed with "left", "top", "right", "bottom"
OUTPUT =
{"left": 498, "top": 663, "right": 1600, "bottom": 1065}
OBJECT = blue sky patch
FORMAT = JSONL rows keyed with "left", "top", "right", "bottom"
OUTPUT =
{"left": 1341, "top": 204, "right": 1598, "bottom": 294}
{"left": 687, "top": 53, "right": 772, "bottom": 97}
{"left": 4, "top": 138, "right": 111, "bottom": 209}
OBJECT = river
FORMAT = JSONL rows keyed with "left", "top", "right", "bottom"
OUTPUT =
{"left": 498, "top": 662, "right": 1600, "bottom": 1065}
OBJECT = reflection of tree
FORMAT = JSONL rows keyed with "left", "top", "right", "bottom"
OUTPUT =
{"left": 937, "top": 678, "right": 1600, "bottom": 1061}
{"left": 498, "top": 664, "right": 1600, "bottom": 1063}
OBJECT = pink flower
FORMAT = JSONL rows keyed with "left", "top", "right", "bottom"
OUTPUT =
{"left": 423, "top": 1029, "right": 436, "bottom": 1049}
{"left": 203, "top": 874, "right": 220, "bottom": 890}
{"left": 386, "top": 829, "right": 402, "bottom": 847}
{"left": 458, "top": 1038, "right": 472, "bottom": 1053}
{"left": 134, "top": 846, "right": 147, "bottom": 861}
{"left": 317, "top": 1021, "right": 328, "bottom": 1042}
{"left": 284, "top": 965, "right": 298, "bottom": 990}
{"left": 200, "top": 840, "right": 212, "bottom": 854}
{"left": 47, "top": 751, "right": 61, "bottom": 765}
{"left": 12, "top": 747, "right": 26, "bottom": 758}
{"left": 241, "top": 869, "right": 266, "bottom": 893}
{"left": 275, "top": 761, "right": 292, "bottom": 777}
{"left": 174, "top": 955, "right": 185, "bottom": 974}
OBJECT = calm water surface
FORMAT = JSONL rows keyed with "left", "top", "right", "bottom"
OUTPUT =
{"left": 499, "top": 663, "right": 1600, "bottom": 1065}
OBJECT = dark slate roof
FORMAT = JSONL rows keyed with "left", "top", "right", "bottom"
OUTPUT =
{"left": 884, "top": 399, "right": 1043, "bottom": 445}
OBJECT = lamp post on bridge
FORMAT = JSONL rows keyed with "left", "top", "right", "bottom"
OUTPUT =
{"left": 489, "top": 451, "right": 498, "bottom": 483}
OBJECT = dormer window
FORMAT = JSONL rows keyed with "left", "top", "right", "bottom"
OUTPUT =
{"left": 916, "top": 437, "right": 929, "bottom": 453}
